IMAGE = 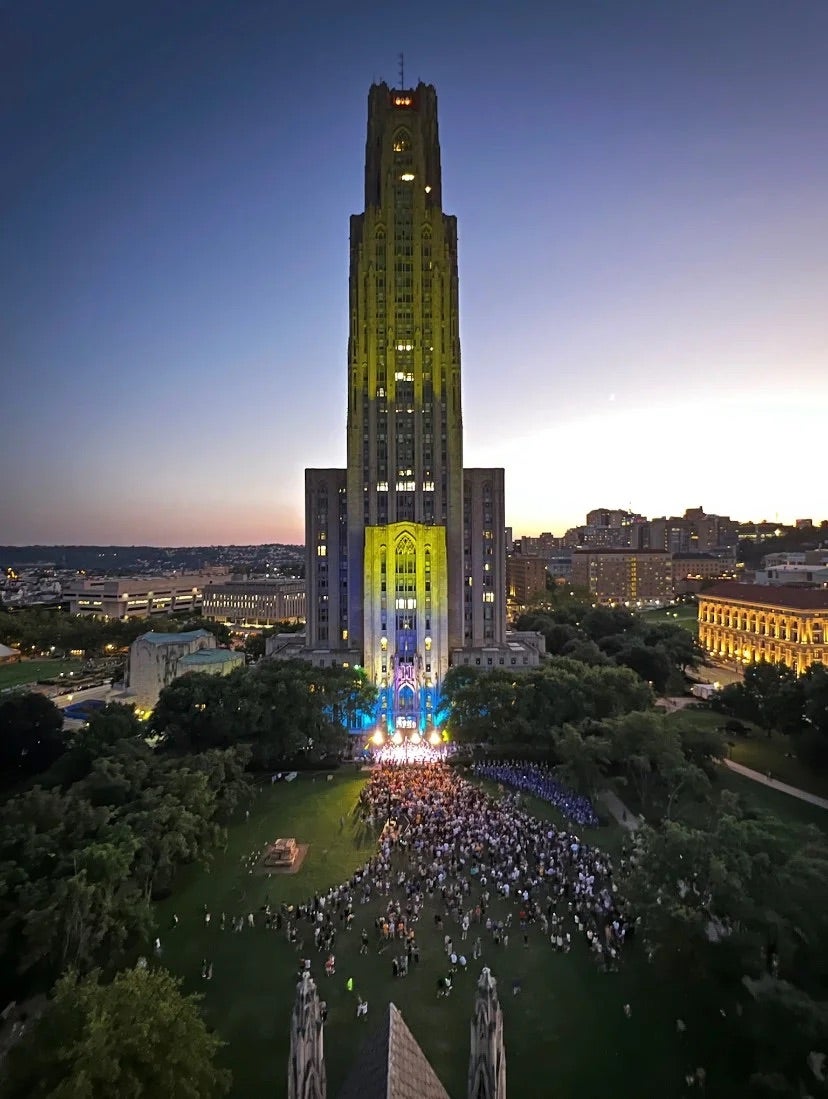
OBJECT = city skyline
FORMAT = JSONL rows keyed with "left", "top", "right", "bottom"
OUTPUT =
{"left": 3, "top": 1, "right": 827, "bottom": 545}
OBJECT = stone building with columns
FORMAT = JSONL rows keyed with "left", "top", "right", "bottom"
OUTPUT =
{"left": 697, "top": 582, "right": 828, "bottom": 674}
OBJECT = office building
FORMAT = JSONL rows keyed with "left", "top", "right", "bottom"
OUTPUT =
{"left": 65, "top": 572, "right": 225, "bottom": 619}
{"left": 202, "top": 578, "right": 305, "bottom": 627}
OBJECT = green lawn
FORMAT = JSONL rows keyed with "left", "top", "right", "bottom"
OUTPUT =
{"left": 728, "top": 737, "right": 828, "bottom": 800}
{"left": 714, "top": 768, "right": 828, "bottom": 833}
{"left": 0, "top": 659, "right": 84, "bottom": 691}
{"left": 155, "top": 770, "right": 756, "bottom": 1099}
{"left": 640, "top": 603, "right": 699, "bottom": 635}
{"left": 667, "top": 709, "right": 828, "bottom": 802}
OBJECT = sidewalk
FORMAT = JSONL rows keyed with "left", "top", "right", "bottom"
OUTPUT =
{"left": 723, "top": 759, "right": 828, "bottom": 810}
{"left": 598, "top": 790, "right": 640, "bottom": 832}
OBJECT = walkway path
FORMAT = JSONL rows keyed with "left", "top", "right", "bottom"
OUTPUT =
{"left": 723, "top": 759, "right": 828, "bottom": 810}
{"left": 598, "top": 790, "right": 640, "bottom": 832}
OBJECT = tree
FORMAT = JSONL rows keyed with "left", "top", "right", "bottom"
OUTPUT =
{"left": 552, "top": 724, "right": 611, "bottom": 797}
{"left": 672, "top": 716, "right": 726, "bottom": 774}
{"left": 603, "top": 638, "right": 673, "bottom": 693}
{"left": 719, "top": 662, "right": 805, "bottom": 737}
{"left": 639, "top": 621, "right": 702, "bottom": 672}
{"left": 77, "top": 703, "right": 142, "bottom": 758}
{"left": 0, "top": 966, "right": 231, "bottom": 1098}
{"left": 581, "top": 605, "right": 636, "bottom": 642}
{"left": 602, "top": 710, "right": 709, "bottom": 819}
{"left": 0, "top": 693, "right": 66, "bottom": 788}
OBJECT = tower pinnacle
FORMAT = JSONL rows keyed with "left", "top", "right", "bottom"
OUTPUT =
{"left": 287, "top": 972, "right": 327, "bottom": 1099}
{"left": 468, "top": 967, "right": 507, "bottom": 1099}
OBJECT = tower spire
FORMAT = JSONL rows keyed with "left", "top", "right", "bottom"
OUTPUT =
{"left": 468, "top": 967, "right": 507, "bottom": 1099}
{"left": 287, "top": 972, "right": 327, "bottom": 1099}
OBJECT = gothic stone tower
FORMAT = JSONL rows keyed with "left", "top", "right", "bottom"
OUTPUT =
{"left": 304, "top": 83, "right": 507, "bottom": 736}
{"left": 287, "top": 972, "right": 326, "bottom": 1099}
{"left": 468, "top": 967, "right": 507, "bottom": 1099}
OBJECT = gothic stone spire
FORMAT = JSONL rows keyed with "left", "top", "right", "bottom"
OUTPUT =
{"left": 288, "top": 972, "right": 327, "bottom": 1099}
{"left": 467, "top": 967, "right": 507, "bottom": 1099}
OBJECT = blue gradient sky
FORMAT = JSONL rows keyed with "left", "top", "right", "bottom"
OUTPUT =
{"left": 2, "top": 1, "right": 826, "bottom": 545}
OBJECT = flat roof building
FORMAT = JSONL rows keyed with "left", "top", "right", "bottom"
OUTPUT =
{"left": 202, "top": 578, "right": 306, "bottom": 627}
{"left": 65, "top": 573, "right": 226, "bottom": 619}
{"left": 571, "top": 549, "right": 672, "bottom": 606}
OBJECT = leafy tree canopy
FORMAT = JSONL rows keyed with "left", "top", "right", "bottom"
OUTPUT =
{"left": 0, "top": 967, "right": 231, "bottom": 1099}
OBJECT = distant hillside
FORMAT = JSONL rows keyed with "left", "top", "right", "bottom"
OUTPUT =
{"left": 0, "top": 545, "right": 304, "bottom": 573}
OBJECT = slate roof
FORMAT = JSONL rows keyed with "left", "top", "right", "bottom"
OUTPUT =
{"left": 701, "top": 583, "right": 828, "bottom": 611}
{"left": 138, "top": 629, "right": 212, "bottom": 645}
{"left": 178, "top": 648, "right": 241, "bottom": 666}
{"left": 337, "top": 1003, "right": 450, "bottom": 1099}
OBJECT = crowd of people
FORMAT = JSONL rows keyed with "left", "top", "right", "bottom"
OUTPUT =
{"left": 471, "top": 761, "right": 601, "bottom": 828}
{"left": 275, "top": 762, "right": 631, "bottom": 1020}
{"left": 372, "top": 743, "right": 456, "bottom": 766}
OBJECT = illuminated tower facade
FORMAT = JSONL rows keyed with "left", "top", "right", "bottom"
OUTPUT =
{"left": 305, "top": 83, "right": 508, "bottom": 735}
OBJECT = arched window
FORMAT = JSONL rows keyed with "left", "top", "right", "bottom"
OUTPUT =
{"left": 392, "top": 130, "right": 412, "bottom": 155}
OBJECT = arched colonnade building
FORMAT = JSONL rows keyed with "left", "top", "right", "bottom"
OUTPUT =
{"left": 698, "top": 582, "right": 828, "bottom": 674}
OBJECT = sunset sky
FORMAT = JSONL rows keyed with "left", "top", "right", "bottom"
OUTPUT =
{"left": 2, "top": 0, "right": 826, "bottom": 545}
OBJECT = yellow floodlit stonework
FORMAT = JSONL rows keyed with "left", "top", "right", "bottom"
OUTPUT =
{"left": 698, "top": 582, "right": 828, "bottom": 674}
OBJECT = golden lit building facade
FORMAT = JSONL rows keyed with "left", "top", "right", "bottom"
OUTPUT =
{"left": 303, "top": 83, "right": 508, "bottom": 734}
{"left": 698, "top": 582, "right": 828, "bottom": 673}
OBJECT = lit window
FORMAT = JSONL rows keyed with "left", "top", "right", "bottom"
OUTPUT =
{"left": 400, "top": 172, "right": 415, "bottom": 182}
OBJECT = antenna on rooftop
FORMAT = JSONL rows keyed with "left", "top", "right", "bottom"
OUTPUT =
{"left": 398, "top": 52, "right": 405, "bottom": 90}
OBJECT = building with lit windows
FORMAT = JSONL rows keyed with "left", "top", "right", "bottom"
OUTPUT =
{"left": 698, "top": 582, "right": 828, "bottom": 674}
{"left": 65, "top": 573, "right": 226, "bottom": 619}
{"left": 294, "top": 83, "right": 536, "bottom": 738}
{"left": 571, "top": 549, "right": 672, "bottom": 606}
{"left": 671, "top": 553, "right": 736, "bottom": 594}
{"left": 202, "top": 578, "right": 305, "bottom": 627}
{"left": 507, "top": 554, "right": 549, "bottom": 612}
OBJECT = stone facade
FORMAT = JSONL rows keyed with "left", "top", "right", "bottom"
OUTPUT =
{"left": 125, "top": 629, "right": 242, "bottom": 709}
{"left": 468, "top": 967, "right": 507, "bottom": 1099}
{"left": 287, "top": 973, "right": 326, "bottom": 1099}
{"left": 297, "top": 83, "right": 522, "bottom": 737}
{"left": 698, "top": 582, "right": 828, "bottom": 674}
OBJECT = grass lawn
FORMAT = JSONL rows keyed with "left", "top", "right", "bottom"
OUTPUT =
{"left": 0, "top": 659, "right": 83, "bottom": 691}
{"left": 155, "top": 769, "right": 755, "bottom": 1099}
{"left": 714, "top": 768, "right": 828, "bottom": 833}
{"left": 640, "top": 603, "right": 699, "bottom": 635}
{"left": 667, "top": 709, "right": 828, "bottom": 801}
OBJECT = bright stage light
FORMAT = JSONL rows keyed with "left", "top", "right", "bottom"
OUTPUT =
{"left": 410, "top": 732, "right": 421, "bottom": 745}
{"left": 429, "top": 730, "right": 440, "bottom": 746}
{"left": 371, "top": 730, "right": 384, "bottom": 746}
{"left": 392, "top": 731, "right": 404, "bottom": 745}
